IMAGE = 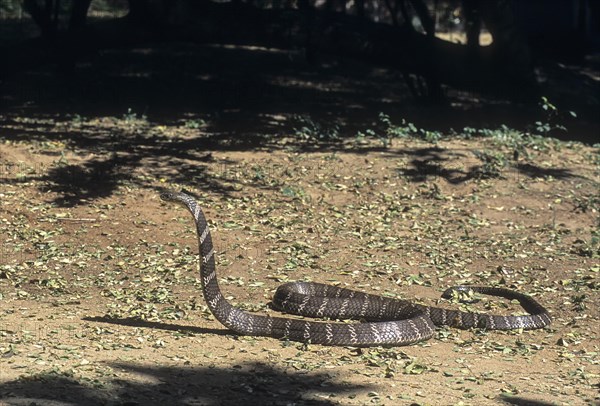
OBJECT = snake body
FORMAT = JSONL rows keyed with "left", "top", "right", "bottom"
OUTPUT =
{"left": 161, "top": 191, "right": 551, "bottom": 346}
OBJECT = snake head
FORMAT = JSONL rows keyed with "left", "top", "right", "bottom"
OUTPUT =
{"left": 160, "top": 189, "right": 195, "bottom": 205}
{"left": 160, "top": 190, "right": 179, "bottom": 201}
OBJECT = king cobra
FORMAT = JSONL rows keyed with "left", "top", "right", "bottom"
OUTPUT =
{"left": 161, "top": 190, "right": 551, "bottom": 346}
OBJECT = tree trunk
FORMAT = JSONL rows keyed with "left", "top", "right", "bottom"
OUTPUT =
{"left": 23, "top": 0, "right": 57, "bottom": 39}
{"left": 68, "top": 0, "right": 93, "bottom": 33}
{"left": 463, "top": 0, "right": 481, "bottom": 53}
{"left": 478, "top": 0, "right": 534, "bottom": 87}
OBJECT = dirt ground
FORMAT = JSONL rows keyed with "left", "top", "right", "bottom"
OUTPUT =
{"left": 0, "top": 113, "right": 598, "bottom": 406}
{"left": 0, "top": 35, "right": 599, "bottom": 406}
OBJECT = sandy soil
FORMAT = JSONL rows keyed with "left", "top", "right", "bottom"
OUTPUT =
{"left": 0, "top": 115, "right": 598, "bottom": 406}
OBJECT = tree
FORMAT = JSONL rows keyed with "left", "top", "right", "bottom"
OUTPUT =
{"left": 10, "top": 0, "right": 549, "bottom": 98}
{"left": 22, "top": 0, "right": 93, "bottom": 40}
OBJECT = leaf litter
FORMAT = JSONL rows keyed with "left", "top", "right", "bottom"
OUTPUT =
{"left": 0, "top": 118, "right": 598, "bottom": 405}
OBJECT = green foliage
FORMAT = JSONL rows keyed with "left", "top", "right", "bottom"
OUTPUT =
{"left": 571, "top": 294, "right": 587, "bottom": 312}
{"left": 290, "top": 99, "right": 580, "bottom": 152}
{"left": 184, "top": 119, "right": 206, "bottom": 129}
{"left": 355, "top": 128, "right": 377, "bottom": 145}
{"left": 461, "top": 123, "right": 566, "bottom": 175}
{"left": 378, "top": 112, "right": 418, "bottom": 138}
{"left": 472, "top": 150, "right": 508, "bottom": 179}
{"left": 288, "top": 95, "right": 583, "bottom": 153}
{"left": 461, "top": 97, "right": 579, "bottom": 163}
{"left": 574, "top": 193, "right": 600, "bottom": 214}
{"left": 571, "top": 230, "right": 600, "bottom": 258}
{"left": 356, "top": 113, "right": 441, "bottom": 147}
{"left": 536, "top": 96, "right": 577, "bottom": 136}
{"left": 292, "top": 115, "right": 339, "bottom": 142}
{"left": 379, "top": 113, "right": 442, "bottom": 144}
{"left": 281, "top": 185, "right": 307, "bottom": 201}
{"left": 0, "top": 0, "right": 19, "bottom": 14}
{"left": 69, "top": 114, "right": 85, "bottom": 127}
{"left": 122, "top": 108, "right": 147, "bottom": 123}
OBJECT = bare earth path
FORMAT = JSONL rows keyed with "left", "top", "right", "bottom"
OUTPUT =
{"left": 0, "top": 119, "right": 598, "bottom": 405}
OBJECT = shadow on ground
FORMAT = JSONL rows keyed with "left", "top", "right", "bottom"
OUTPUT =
{"left": 0, "top": 42, "right": 598, "bottom": 207}
{"left": 498, "top": 395, "right": 559, "bottom": 406}
{"left": 83, "top": 315, "right": 232, "bottom": 338}
{"left": 0, "top": 361, "right": 365, "bottom": 405}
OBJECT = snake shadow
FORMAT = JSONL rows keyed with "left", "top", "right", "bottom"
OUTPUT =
{"left": 83, "top": 315, "right": 233, "bottom": 337}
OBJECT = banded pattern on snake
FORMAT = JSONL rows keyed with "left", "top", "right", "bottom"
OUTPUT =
{"left": 161, "top": 190, "right": 551, "bottom": 346}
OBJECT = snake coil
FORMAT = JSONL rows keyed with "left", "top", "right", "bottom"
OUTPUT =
{"left": 161, "top": 190, "right": 551, "bottom": 346}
